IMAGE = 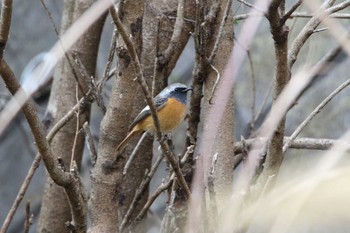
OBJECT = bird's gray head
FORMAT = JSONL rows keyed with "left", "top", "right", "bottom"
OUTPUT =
{"left": 159, "top": 83, "right": 192, "bottom": 104}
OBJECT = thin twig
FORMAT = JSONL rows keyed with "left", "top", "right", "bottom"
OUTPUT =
{"left": 158, "top": 0, "right": 185, "bottom": 66}
{"left": 234, "top": 11, "right": 350, "bottom": 21}
{"left": 313, "top": 27, "right": 328, "bottom": 33}
{"left": 39, "top": 0, "right": 88, "bottom": 96}
{"left": 288, "top": 0, "right": 350, "bottom": 68}
{"left": 71, "top": 84, "right": 81, "bottom": 169}
{"left": 237, "top": 0, "right": 265, "bottom": 13}
{"left": 0, "top": 60, "right": 104, "bottom": 233}
{"left": 247, "top": 48, "right": 257, "bottom": 132}
{"left": 0, "top": 0, "right": 12, "bottom": 58}
{"left": 98, "top": 28, "right": 117, "bottom": 92}
{"left": 0, "top": 154, "right": 40, "bottom": 233}
{"left": 207, "top": 0, "right": 233, "bottom": 63}
{"left": 283, "top": 78, "right": 350, "bottom": 153}
{"left": 207, "top": 153, "right": 218, "bottom": 231}
{"left": 0, "top": 60, "right": 90, "bottom": 232}
{"left": 136, "top": 180, "right": 172, "bottom": 221}
{"left": 0, "top": 95, "right": 90, "bottom": 233}
{"left": 290, "top": 11, "right": 350, "bottom": 19}
{"left": 295, "top": 43, "right": 344, "bottom": 108}
{"left": 82, "top": 121, "right": 97, "bottom": 167}
{"left": 152, "top": 18, "right": 160, "bottom": 98}
{"left": 123, "top": 132, "right": 148, "bottom": 176}
{"left": 23, "top": 201, "right": 33, "bottom": 233}
{"left": 2, "top": 55, "right": 114, "bottom": 230}
{"left": 253, "top": 80, "right": 273, "bottom": 124}
{"left": 134, "top": 145, "right": 194, "bottom": 222}
{"left": 161, "top": 177, "right": 179, "bottom": 232}
{"left": 120, "top": 151, "right": 165, "bottom": 231}
{"left": 70, "top": 51, "right": 106, "bottom": 113}
{"left": 39, "top": 0, "right": 60, "bottom": 37}
{"left": 234, "top": 136, "right": 350, "bottom": 155}
{"left": 208, "top": 64, "right": 221, "bottom": 104}
{"left": 281, "top": 0, "right": 302, "bottom": 24}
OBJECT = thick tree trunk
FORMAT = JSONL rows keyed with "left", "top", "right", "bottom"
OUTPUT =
{"left": 257, "top": 1, "right": 290, "bottom": 192}
{"left": 89, "top": 1, "right": 145, "bottom": 232}
{"left": 203, "top": 0, "right": 234, "bottom": 228}
{"left": 162, "top": 1, "right": 234, "bottom": 232}
{"left": 37, "top": 0, "right": 105, "bottom": 232}
{"left": 90, "top": 0, "right": 195, "bottom": 232}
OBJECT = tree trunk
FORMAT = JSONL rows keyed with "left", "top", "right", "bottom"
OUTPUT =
{"left": 203, "top": 0, "right": 234, "bottom": 228}
{"left": 89, "top": 1, "right": 145, "bottom": 232}
{"left": 37, "top": 0, "right": 106, "bottom": 232}
{"left": 257, "top": 0, "right": 290, "bottom": 192}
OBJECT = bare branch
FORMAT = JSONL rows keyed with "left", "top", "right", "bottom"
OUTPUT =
{"left": 0, "top": 60, "right": 70, "bottom": 184}
{"left": 234, "top": 137, "right": 350, "bottom": 155}
{"left": 134, "top": 145, "right": 194, "bottom": 223}
{"left": 120, "top": 151, "right": 165, "bottom": 231}
{"left": 247, "top": 48, "right": 257, "bottom": 132}
{"left": 39, "top": 0, "right": 60, "bottom": 37}
{"left": 158, "top": 0, "right": 185, "bottom": 66}
{"left": 0, "top": 0, "right": 12, "bottom": 57}
{"left": 99, "top": 28, "right": 117, "bottom": 93}
{"left": 123, "top": 132, "right": 148, "bottom": 176}
{"left": 0, "top": 60, "right": 87, "bottom": 233}
{"left": 23, "top": 201, "right": 33, "bottom": 233}
{"left": 283, "top": 78, "right": 350, "bottom": 152}
{"left": 70, "top": 51, "right": 106, "bottom": 114}
{"left": 208, "top": 64, "right": 221, "bottom": 104}
{"left": 237, "top": 0, "right": 265, "bottom": 13}
{"left": 0, "top": 154, "right": 40, "bottom": 233}
{"left": 260, "top": 0, "right": 289, "bottom": 191}
{"left": 290, "top": 12, "right": 350, "bottom": 19}
{"left": 208, "top": 0, "right": 233, "bottom": 63}
{"left": 288, "top": 0, "right": 350, "bottom": 68}
{"left": 207, "top": 153, "right": 218, "bottom": 231}
{"left": 83, "top": 121, "right": 97, "bottom": 167}
{"left": 281, "top": 0, "right": 302, "bottom": 24}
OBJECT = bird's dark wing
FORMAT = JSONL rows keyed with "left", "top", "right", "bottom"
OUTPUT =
{"left": 128, "top": 97, "right": 167, "bottom": 131}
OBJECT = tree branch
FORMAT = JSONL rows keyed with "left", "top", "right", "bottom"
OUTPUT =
{"left": 260, "top": 0, "right": 289, "bottom": 189}
{"left": 158, "top": 0, "right": 185, "bottom": 67}
{"left": 207, "top": 0, "right": 233, "bottom": 63}
{"left": 287, "top": 0, "right": 350, "bottom": 68}
{"left": 134, "top": 145, "right": 194, "bottom": 223}
{"left": 0, "top": 60, "right": 87, "bottom": 233}
{"left": 280, "top": 0, "right": 302, "bottom": 24}
{"left": 283, "top": 78, "right": 350, "bottom": 152}
{"left": 234, "top": 137, "right": 349, "bottom": 155}
{"left": 0, "top": 0, "right": 12, "bottom": 58}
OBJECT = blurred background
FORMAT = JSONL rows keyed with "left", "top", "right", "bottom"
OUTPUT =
{"left": 1, "top": 0, "right": 350, "bottom": 232}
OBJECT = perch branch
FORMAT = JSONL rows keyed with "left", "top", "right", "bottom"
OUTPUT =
{"left": 234, "top": 136, "right": 350, "bottom": 155}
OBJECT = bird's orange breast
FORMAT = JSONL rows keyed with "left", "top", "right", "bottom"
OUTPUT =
{"left": 136, "top": 98, "right": 187, "bottom": 133}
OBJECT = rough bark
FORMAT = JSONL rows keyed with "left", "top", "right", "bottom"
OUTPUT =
{"left": 256, "top": 0, "right": 290, "bottom": 192}
{"left": 37, "top": 0, "right": 106, "bottom": 232}
{"left": 89, "top": 1, "right": 145, "bottom": 232}
{"left": 202, "top": 0, "right": 234, "bottom": 225}
{"left": 161, "top": 0, "right": 234, "bottom": 232}
{"left": 90, "top": 0, "right": 195, "bottom": 232}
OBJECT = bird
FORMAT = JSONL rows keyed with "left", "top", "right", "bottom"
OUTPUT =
{"left": 116, "top": 83, "right": 192, "bottom": 153}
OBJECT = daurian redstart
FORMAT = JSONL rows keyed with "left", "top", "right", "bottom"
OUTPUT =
{"left": 116, "top": 83, "right": 192, "bottom": 152}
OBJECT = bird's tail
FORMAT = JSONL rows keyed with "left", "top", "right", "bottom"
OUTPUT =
{"left": 116, "top": 129, "right": 140, "bottom": 153}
